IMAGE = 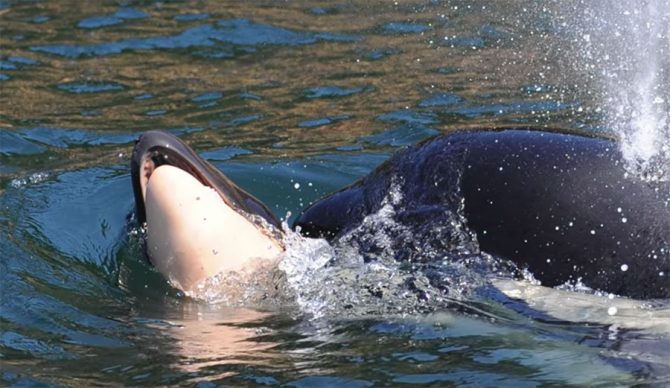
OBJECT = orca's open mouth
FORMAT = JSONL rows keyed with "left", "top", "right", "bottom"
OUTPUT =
{"left": 130, "top": 130, "right": 281, "bottom": 229}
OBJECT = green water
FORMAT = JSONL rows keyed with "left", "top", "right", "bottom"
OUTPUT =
{"left": 1, "top": 0, "right": 669, "bottom": 386}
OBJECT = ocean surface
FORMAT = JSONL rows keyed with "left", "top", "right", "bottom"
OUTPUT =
{"left": 1, "top": 0, "right": 669, "bottom": 386}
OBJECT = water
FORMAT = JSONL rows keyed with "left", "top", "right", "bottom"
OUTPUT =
{"left": 1, "top": 0, "right": 669, "bottom": 385}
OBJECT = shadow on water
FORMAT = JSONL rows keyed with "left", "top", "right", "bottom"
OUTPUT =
{"left": 1, "top": 0, "right": 669, "bottom": 386}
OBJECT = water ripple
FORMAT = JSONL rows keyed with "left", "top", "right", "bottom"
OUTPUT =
{"left": 191, "top": 91, "right": 223, "bottom": 102}
{"left": 77, "top": 7, "right": 149, "bottom": 29}
{"left": 377, "top": 110, "right": 439, "bottom": 125}
{"left": 298, "top": 115, "right": 351, "bottom": 128}
{"left": 304, "top": 85, "right": 369, "bottom": 99}
{"left": 56, "top": 81, "right": 126, "bottom": 94}
{"left": 174, "top": 13, "right": 210, "bottom": 22}
{"left": 362, "top": 125, "right": 439, "bottom": 147}
{"left": 419, "top": 92, "right": 464, "bottom": 107}
{"left": 0, "top": 130, "right": 46, "bottom": 155}
{"left": 200, "top": 147, "right": 252, "bottom": 161}
{"left": 447, "top": 100, "right": 575, "bottom": 118}
{"left": 32, "top": 19, "right": 360, "bottom": 59}
{"left": 381, "top": 22, "right": 431, "bottom": 35}
{"left": 0, "top": 60, "right": 18, "bottom": 70}
{"left": 19, "top": 127, "right": 135, "bottom": 147}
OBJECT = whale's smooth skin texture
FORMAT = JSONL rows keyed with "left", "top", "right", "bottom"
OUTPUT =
{"left": 294, "top": 129, "right": 670, "bottom": 299}
{"left": 131, "top": 131, "right": 283, "bottom": 291}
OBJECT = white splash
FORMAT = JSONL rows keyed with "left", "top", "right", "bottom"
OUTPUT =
{"left": 9, "top": 172, "right": 50, "bottom": 188}
{"left": 573, "top": 1, "right": 670, "bottom": 180}
{"left": 277, "top": 182, "right": 406, "bottom": 319}
{"left": 278, "top": 225, "right": 338, "bottom": 318}
{"left": 612, "top": 2, "right": 670, "bottom": 180}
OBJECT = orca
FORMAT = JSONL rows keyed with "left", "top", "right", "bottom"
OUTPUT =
{"left": 130, "top": 131, "right": 283, "bottom": 291}
{"left": 293, "top": 129, "right": 670, "bottom": 299}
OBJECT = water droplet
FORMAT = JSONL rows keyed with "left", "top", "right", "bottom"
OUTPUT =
{"left": 607, "top": 306, "right": 618, "bottom": 316}
{"left": 621, "top": 264, "right": 628, "bottom": 271}
{"left": 294, "top": 182, "right": 301, "bottom": 189}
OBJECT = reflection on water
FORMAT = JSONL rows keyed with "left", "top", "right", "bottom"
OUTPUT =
{"left": 144, "top": 306, "right": 281, "bottom": 380}
{"left": 1, "top": 0, "right": 669, "bottom": 385}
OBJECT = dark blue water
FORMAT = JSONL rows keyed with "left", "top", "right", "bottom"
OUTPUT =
{"left": 1, "top": 1, "right": 669, "bottom": 386}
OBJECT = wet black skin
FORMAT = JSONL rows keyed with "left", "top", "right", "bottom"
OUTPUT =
{"left": 293, "top": 129, "right": 670, "bottom": 299}
{"left": 130, "top": 130, "right": 281, "bottom": 228}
